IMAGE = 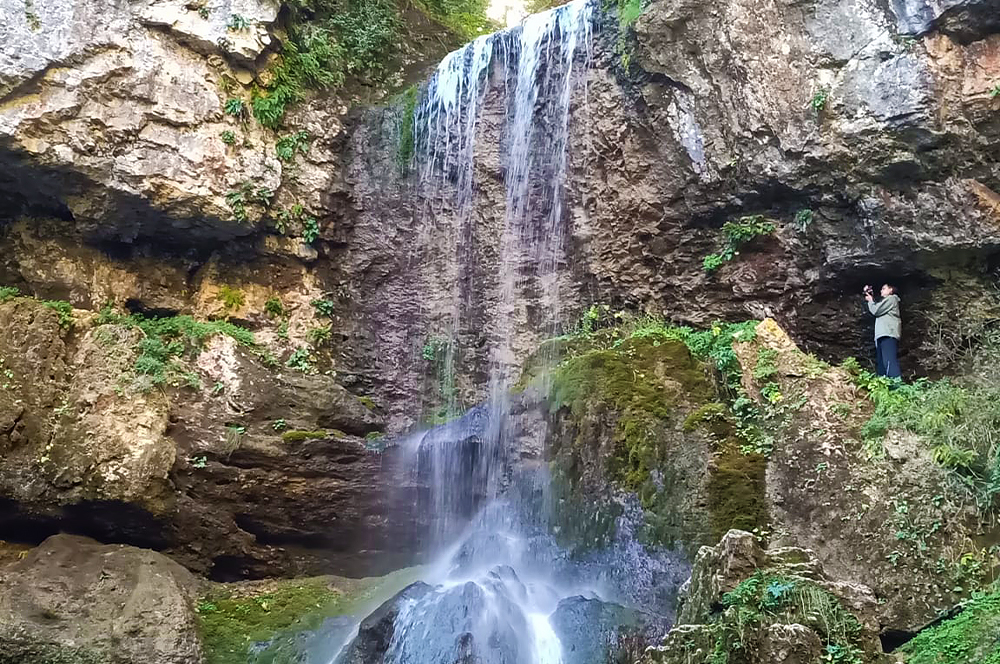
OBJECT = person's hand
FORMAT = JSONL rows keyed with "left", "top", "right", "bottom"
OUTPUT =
{"left": 865, "top": 294, "right": 874, "bottom": 302}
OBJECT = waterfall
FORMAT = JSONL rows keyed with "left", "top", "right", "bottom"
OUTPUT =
{"left": 325, "top": 3, "right": 673, "bottom": 663}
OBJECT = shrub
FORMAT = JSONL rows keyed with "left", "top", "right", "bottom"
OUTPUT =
{"left": 264, "top": 296, "right": 284, "bottom": 318}
{"left": 41, "top": 300, "right": 74, "bottom": 329}
{"left": 312, "top": 298, "right": 335, "bottom": 318}
{"left": 216, "top": 285, "right": 245, "bottom": 312}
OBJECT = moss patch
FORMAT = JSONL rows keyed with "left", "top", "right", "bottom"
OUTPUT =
{"left": 281, "top": 430, "right": 327, "bottom": 443}
{"left": 899, "top": 588, "right": 1000, "bottom": 664}
{"left": 0, "top": 642, "right": 103, "bottom": 664}
{"left": 684, "top": 403, "right": 768, "bottom": 542}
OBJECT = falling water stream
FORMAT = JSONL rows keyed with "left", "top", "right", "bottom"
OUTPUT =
{"left": 321, "top": 3, "right": 679, "bottom": 662}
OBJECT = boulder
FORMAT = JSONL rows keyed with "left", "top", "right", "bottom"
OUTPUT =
{"left": 0, "top": 534, "right": 202, "bottom": 664}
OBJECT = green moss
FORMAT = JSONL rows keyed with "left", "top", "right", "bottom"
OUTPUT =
{"left": 549, "top": 335, "right": 712, "bottom": 548}
{"left": 0, "top": 642, "right": 104, "bottom": 664}
{"left": 396, "top": 84, "right": 419, "bottom": 169}
{"left": 707, "top": 572, "right": 869, "bottom": 664}
{"left": 281, "top": 430, "right": 327, "bottom": 443}
{"left": 357, "top": 396, "right": 376, "bottom": 410}
{"left": 197, "top": 578, "right": 349, "bottom": 664}
{"left": 550, "top": 459, "right": 623, "bottom": 555}
{"left": 899, "top": 588, "right": 1000, "bottom": 664}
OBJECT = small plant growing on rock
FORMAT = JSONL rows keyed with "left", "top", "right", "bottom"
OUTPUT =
{"left": 224, "top": 97, "right": 245, "bottom": 117}
{"left": 275, "top": 131, "right": 310, "bottom": 161}
{"left": 41, "top": 300, "right": 74, "bottom": 329}
{"left": 227, "top": 13, "right": 251, "bottom": 31}
{"left": 302, "top": 216, "right": 320, "bottom": 244}
{"left": 219, "top": 130, "right": 237, "bottom": 145}
{"left": 702, "top": 215, "right": 777, "bottom": 274}
{"left": 311, "top": 298, "right": 336, "bottom": 318}
{"left": 0, "top": 286, "right": 20, "bottom": 302}
{"left": 197, "top": 5, "right": 210, "bottom": 19}
{"left": 264, "top": 296, "right": 284, "bottom": 318}
{"left": 991, "top": 84, "right": 1000, "bottom": 99}
{"left": 286, "top": 348, "right": 315, "bottom": 373}
{"left": 189, "top": 456, "right": 208, "bottom": 469}
{"left": 216, "top": 285, "right": 245, "bottom": 312}
{"left": 794, "top": 208, "right": 814, "bottom": 232}
{"left": 272, "top": 419, "right": 287, "bottom": 431}
{"left": 811, "top": 88, "right": 829, "bottom": 113}
{"left": 308, "top": 325, "right": 331, "bottom": 345}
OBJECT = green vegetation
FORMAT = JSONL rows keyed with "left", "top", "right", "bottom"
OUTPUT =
{"left": 843, "top": 357, "right": 1000, "bottom": 515}
{"left": 272, "top": 419, "right": 287, "bottom": 431}
{"left": 702, "top": 215, "right": 777, "bottom": 274}
{"left": 220, "top": 130, "right": 237, "bottom": 145}
{"left": 308, "top": 325, "right": 331, "bottom": 345}
{"left": 312, "top": 298, "right": 336, "bottom": 318}
{"left": 286, "top": 347, "right": 315, "bottom": 373}
{"left": 899, "top": 586, "right": 1000, "bottom": 664}
{"left": 273, "top": 203, "right": 317, "bottom": 238}
{"left": 23, "top": 0, "right": 41, "bottom": 31}
{"left": 811, "top": 88, "right": 829, "bottom": 113}
{"left": 420, "top": 335, "right": 459, "bottom": 424}
{"left": 706, "top": 572, "right": 868, "bottom": 664}
{"left": 196, "top": 578, "right": 347, "bottom": 664}
{"left": 281, "top": 429, "right": 327, "bottom": 443}
{"left": 216, "top": 286, "right": 245, "bottom": 312}
{"left": 303, "top": 216, "right": 320, "bottom": 243}
{"left": 275, "top": 131, "right": 310, "bottom": 161}
{"left": 990, "top": 84, "right": 1000, "bottom": 99}
{"left": 1, "top": 290, "right": 77, "bottom": 329}
{"left": 793, "top": 208, "right": 814, "bottom": 232}
{"left": 198, "top": 5, "right": 210, "bottom": 19}
{"left": 264, "top": 296, "right": 284, "bottom": 318}
{"left": 397, "top": 85, "right": 419, "bottom": 168}
{"left": 357, "top": 396, "right": 377, "bottom": 410}
{"left": 97, "top": 308, "right": 255, "bottom": 390}
{"left": 224, "top": 98, "right": 246, "bottom": 118}
{"left": 250, "top": 0, "right": 492, "bottom": 128}
{"left": 227, "top": 13, "right": 251, "bottom": 31}
{"left": 226, "top": 181, "right": 273, "bottom": 222}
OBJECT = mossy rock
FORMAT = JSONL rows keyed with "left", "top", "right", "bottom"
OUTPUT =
{"left": 899, "top": 588, "right": 1000, "bottom": 664}
{"left": 281, "top": 430, "right": 327, "bottom": 443}
{"left": 0, "top": 642, "right": 104, "bottom": 664}
{"left": 197, "top": 567, "right": 426, "bottom": 664}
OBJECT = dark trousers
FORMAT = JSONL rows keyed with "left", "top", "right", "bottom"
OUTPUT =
{"left": 876, "top": 336, "right": 901, "bottom": 379}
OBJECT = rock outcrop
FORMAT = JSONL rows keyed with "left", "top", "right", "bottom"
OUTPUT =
{"left": 0, "top": 534, "right": 203, "bottom": 664}
{"left": 0, "top": 296, "right": 421, "bottom": 579}
{"left": 641, "top": 529, "right": 885, "bottom": 664}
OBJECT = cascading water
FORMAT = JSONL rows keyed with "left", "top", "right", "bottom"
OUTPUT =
{"left": 320, "top": 3, "right": 679, "bottom": 662}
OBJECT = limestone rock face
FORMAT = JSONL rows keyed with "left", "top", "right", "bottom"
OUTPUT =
{"left": 0, "top": 297, "right": 422, "bottom": 579}
{"left": 0, "top": 0, "right": 284, "bottom": 241}
{"left": 732, "top": 319, "right": 983, "bottom": 632}
{"left": 642, "top": 530, "right": 884, "bottom": 664}
{"left": 0, "top": 534, "right": 202, "bottom": 664}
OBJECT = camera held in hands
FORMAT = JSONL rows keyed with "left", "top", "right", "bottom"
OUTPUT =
{"left": 863, "top": 284, "right": 873, "bottom": 296}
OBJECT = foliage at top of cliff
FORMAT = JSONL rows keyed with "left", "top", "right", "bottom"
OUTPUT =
{"left": 251, "top": 0, "right": 495, "bottom": 127}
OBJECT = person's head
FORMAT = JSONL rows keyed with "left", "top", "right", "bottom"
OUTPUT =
{"left": 881, "top": 284, "right": 896, "bottom": 297}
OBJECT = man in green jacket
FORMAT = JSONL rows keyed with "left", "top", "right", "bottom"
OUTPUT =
{"left": 864, "top": 283, "right": 901, "bottom": 378}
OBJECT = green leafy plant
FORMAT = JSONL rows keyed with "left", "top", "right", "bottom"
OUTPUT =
{"left": 703, "top": 215, "right": 777, "bottom": 274}
{"left": 264, "top": 296, "right": 284, "bottom": 318}
{"left": 312, "top": 298, "right": 335, "bottom": 318}
{"left": 227, "top": 13, "right": 251, "bottom": 30}
{"left": 216, "top": 285, "right": 245, "bottom": 312}
{"left": 308, "top": 325, "right": 332, "bottom": 345}
{"left": 189, "top": 455, "right": 208, "bottom": 469}
{"left": 991, "top": 84, "right": 1000, "bottom": 98}
{"left": 275, "top": 131, "right": 310, "bottom": 161}
{"left": 220, "top": 130, "right": 237, "bottom": 145}
{"left": 811, "top": 88, "right": 829, "bottom": 112}
{"left": 197, "top": 5, "right": 210, "bottom": 19}
{"left": 41, "top": 300, "right": 74, "bottom": 329}
{"left": 794, "top": 208, "right": 814, "bottom": 232}
{"left": 422, "top": 336, "right": 449, "bottom": 362}
{"left": 224, "top": 97, "right": 246, "bottom": 117}
{"left": 286, "top": 347, "right": 315, "bottom": 373}
{"left": 302, "top": 216, "right": 320, "bottom": 243}
{"left": 272, "top": 419, "right": 288, "bottom": 431}
{"left": 0, "top": 286, "right": 20, "bottom": 302}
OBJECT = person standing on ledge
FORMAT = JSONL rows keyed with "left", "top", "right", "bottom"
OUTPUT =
{"left": 864, "top": 283, "right": 902, "bottom": 379}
